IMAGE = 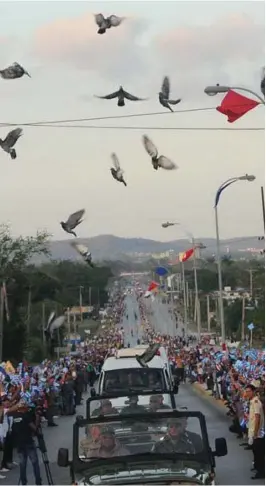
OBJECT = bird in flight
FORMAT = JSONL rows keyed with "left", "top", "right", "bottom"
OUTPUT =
{"left": 0, "top": 62, "right": 30, "bottom": 79}
{"left": 95, "top": 86, "right": 147, "bottom": 107}
{"left": 71, "top": 242, "right": 94, "bottom": 267}
{"left": 110, "top": 153, "right": 127, "bottom": 186}
{"left": 142, "top": 135, "right": 178, "bottom": 171}
{"left": 60, "top": 209, "right": 85, "bottom": 237}
{"left": 0, "top": 128, "right": 23, "bottom": 159}
{"left": 159, "top": 76, "right": 181, "bottom": 112}
{"left": 94, "top": 13, "right": 125, "bottom": 34}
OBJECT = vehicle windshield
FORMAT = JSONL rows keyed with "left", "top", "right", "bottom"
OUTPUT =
{"left": 78, "top": 416, "right": 204, "bottom": 461}
{"left": 103, "top": 368, "right": 165, "bottom": 393}
{"left": 88, "top": 393, "right": 174, "bottom": 418}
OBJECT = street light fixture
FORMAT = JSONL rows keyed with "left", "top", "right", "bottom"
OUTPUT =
{"left": 214, "top": 173, "right": 256, "bottom": 343}
{"left": 162, "top": 221, "right": 201, "bottom": 340}
{"left": 204, "top": 84, "right": 265, "bottom": 105}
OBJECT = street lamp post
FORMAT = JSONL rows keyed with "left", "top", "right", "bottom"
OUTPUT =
{"left": 204, "top": 84, "right": 265, "bottom": 105}
{"left": 162, "top": 222, "right": 202, "bottom": 340}
{"left": 214, "top": 174, "right": 256, "bottom": 343}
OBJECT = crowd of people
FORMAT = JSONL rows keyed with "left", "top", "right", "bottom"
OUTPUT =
{"left": 0, "top": 288, "right": 264, "bottom": 483}
{"left": 0, "top": 296, "right": 126, "bottom": 484}
{"left": 139, "top": 292, "right": 265, "bottom": 480}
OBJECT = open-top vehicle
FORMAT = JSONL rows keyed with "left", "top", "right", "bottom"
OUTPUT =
{"left": 58, "top": 407, "right": 227, "bottom": 485}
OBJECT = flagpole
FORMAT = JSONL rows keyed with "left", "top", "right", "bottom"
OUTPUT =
{"left": 261, "top": 186, "right": 265, "bottom": 230}
{"left": 192, "top": 239, "right": 201, "bottom": 341}
{"left": 181, "top": 262, "right": 188, "bottom": 337}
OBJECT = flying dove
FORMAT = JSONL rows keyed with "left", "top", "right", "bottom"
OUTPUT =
{"left": 49, "top": 315, "right": 65, "bottom": 337}
{"left": 142, "top": 135, "right": 178, "bottom": 171}
{"left": 159, "top": 76, "right": 181, "bottom": 112}
{"left": 0, "top": 62, "right": 30, "bottom": 80}
{"left": 95, "top": 86, "right": 147, "bottom": 107}
{"left": 261, "top": 67, "right": 265, "bottom": 97}
{"left": 44, "top": 311, "right": 56, "bottom": 339}
{"left": 94, "top": 13, "right": 124, "bottom": 34}
{"left": 0, "top": 128, "right": 23, "bottom": 159}
{"left": 60, "top": 209, "right": 85, "bottom": 237}
{"left": 71, "top": 242, "right": 94, "bottom": 267}
{"left": 110, "top": 153, "right": 127, "bottom": 186}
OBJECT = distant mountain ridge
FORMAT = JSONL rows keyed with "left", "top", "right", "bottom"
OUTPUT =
{"left": 43, "top": 234, "right": 263, "bottom": 262}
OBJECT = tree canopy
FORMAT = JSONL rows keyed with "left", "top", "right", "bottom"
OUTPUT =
{"left": 0, "top": 226, "right": 113, "bottom": 363}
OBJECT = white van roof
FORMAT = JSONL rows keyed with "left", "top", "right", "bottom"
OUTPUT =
{"left": 102, "top": 355, "right": 165, "bottom": 372}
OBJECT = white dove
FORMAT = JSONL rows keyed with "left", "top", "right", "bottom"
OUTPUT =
{"left": 142, "top": 135, "right": 178, "bottom": 171}
{"left": 49, "top": 315, "right": 65, "bottom": 337}
{"left": 0, "top": 128, "right": 23, "bottom": 159}
{"left": 94, "top": 13, "right": 124, "bottom": 34}
{"left": 110, "top": 153, "right": 127, "bottom": 186}
{"left": 71, "top": 242, "right": 94, "bottom": 267}
{"left": 44, "top": 311, "right": 56, "bottom": 338}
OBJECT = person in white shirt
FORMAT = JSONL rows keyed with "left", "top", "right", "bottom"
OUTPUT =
{"left": 246, "top": 384, "right": 265, "bottom": 480}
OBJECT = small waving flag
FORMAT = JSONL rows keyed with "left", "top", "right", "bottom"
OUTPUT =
{"left": 179, "top": 248, "right": 194, "bottom": 263}
{"left": 216, "top": 90, "right": 260, "bottom": 123}
{"left": 148, "top": 281, "right": 159, "bottom": 292}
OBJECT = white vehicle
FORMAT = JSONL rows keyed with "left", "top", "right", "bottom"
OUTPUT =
{"left": 94, "top": 347, "right": 178, "bottom": 400}
{"left": 134, "top": 344, "right": 174, "bottom": 386}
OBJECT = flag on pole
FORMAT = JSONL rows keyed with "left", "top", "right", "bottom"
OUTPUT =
{"left": 179, "top": 248, "right": 194, "bottom": 263}
{"left": 216, "top": 90, "right": 260, "bottom": 123}
{"left": 148, "top": 281, "right": 159, "bottom": 292}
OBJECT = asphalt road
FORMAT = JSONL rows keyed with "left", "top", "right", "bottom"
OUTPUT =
{"left": 3, "top": 295, "right": 262, "bottom": 485}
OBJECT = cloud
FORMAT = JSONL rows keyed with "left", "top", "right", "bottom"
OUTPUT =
{"left": 31, "top": 11, "right": 264, "bottom": 97}
{"left": 155, "top": 13, "right": 264, "bottom": 69}
{"left": 32, "top": 13, "right": 149, "bottom": 82}
{"left": 152, "top": 13, "right": 265, "bottom": 99}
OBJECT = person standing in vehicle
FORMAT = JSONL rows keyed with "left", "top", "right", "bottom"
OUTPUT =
{"left": 120, "top": 396, "right": 147, "bottom": 415}
{"left": 246, "top": 384, "right": 265, "bottom": 480}
{"left": 149, "top": 395, "right": 171, "bottom": 412}
{"left": 91, "top": 400, "right": 118, "bottom": 417}
{"left": 88, "top": 427, "right": 129, "bottom": 458}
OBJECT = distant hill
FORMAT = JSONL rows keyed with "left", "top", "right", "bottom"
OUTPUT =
{"left": 38, "top": 234, "right": 263, "bottom": 262}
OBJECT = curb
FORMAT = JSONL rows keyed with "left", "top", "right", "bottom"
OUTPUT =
{"left": 192, "top": 382, "right": 228, "bottom": 411}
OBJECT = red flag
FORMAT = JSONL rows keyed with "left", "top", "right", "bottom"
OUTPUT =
{"left": 216, "top": 90, "right": 260, "bottom": 123}
{"left": 179, "top": 248, "right": 194, "bottom": 263}
{"left": 148, "top": 281, "right": 159, "bottom": 292}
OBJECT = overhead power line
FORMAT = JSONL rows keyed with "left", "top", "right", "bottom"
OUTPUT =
{"left": 0, "top": 103, "right": 264, "bottom": 130}
{"left": 10, "top": 124, "right": 262, "bottom": 131}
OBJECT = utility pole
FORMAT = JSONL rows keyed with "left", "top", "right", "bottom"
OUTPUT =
{"left": 26, "top": 288, "right": 32, "bottom": 335}
{"left": 249, "top": 269, "right": 254, "bottom": 299}
{"left": 42, "top": 302, "right": 46, "bottom": 347}
{"left": 67, "top": 307, "right": 71, "bottom": 335}
{"left": 207, "top": 294, "right": 211, "bottom": 332}
{"left": 89, "top": 287, "right": 92, "bottom": 307}
{"left": 79, "top": 286, "right": 83, "bottom": 322}
{"left": 241, "top": 295, "right": 246, "bottom": 341}
{"left": 261, "top": 186, "right": 265, "bottom": 230}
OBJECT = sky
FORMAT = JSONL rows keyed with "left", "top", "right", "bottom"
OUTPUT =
{"left": 0, "top": 0, "right": 265, "bottom": 242}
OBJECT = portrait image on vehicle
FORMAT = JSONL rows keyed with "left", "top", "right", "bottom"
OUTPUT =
{"left": 57, "top": 409, "right": 228, "bottom": 485}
